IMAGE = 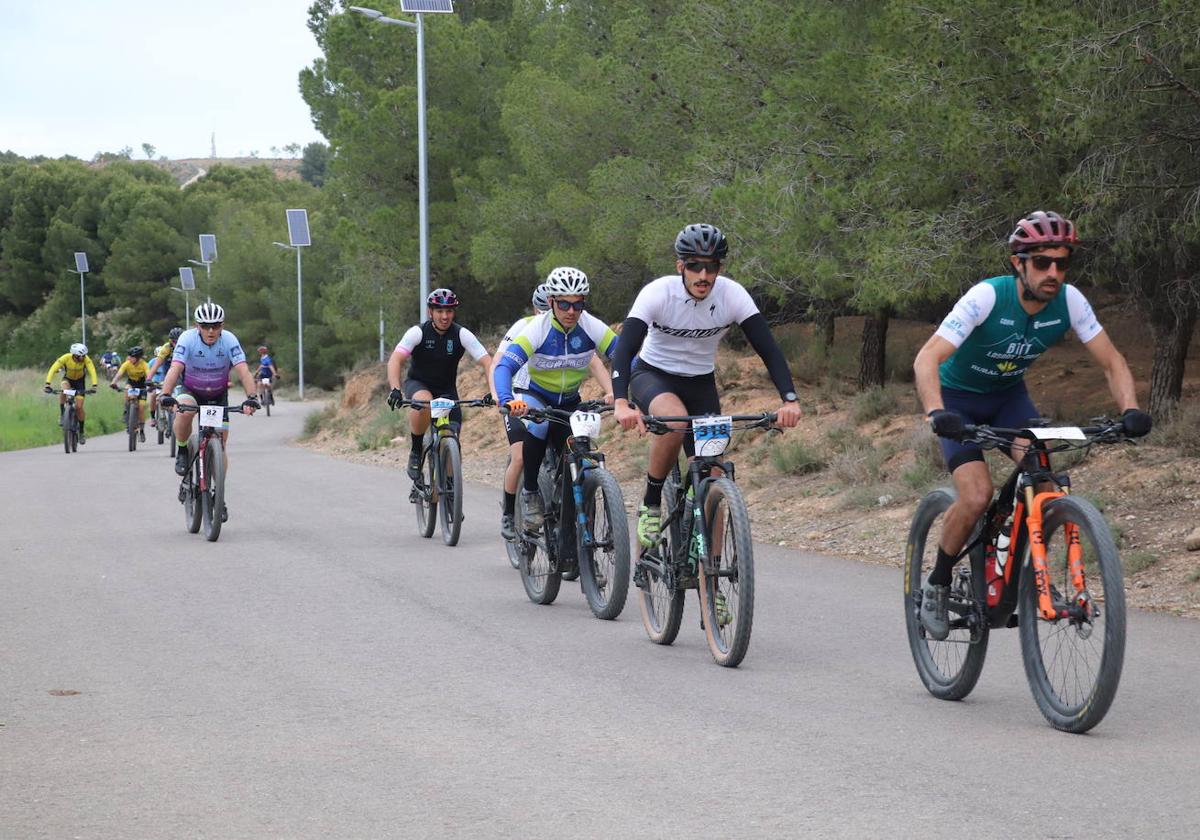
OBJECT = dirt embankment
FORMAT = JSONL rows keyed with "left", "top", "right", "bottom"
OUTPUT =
{"left": 302, "top": 309, "right": 1200, "bottom": 619}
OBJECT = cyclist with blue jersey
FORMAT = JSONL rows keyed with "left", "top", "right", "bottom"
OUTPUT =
{"left": 494, "top": 267, "right": 619, "bottom": 531}
{"left": 489, "top": 282, "right": 614, "bottom": 539}
{"left": 158, "top": 302, "right": 261, "bottom": 485}
{"left": 913, "top": 210, "right": 1152, "bottom": 640}
{"left": 147, "top": 326, "right": 183, "bottom": 426}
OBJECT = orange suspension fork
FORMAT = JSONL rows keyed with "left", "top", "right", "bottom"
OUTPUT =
{"left": 1024, "top": 483, "right": 1067, "bottom": 621}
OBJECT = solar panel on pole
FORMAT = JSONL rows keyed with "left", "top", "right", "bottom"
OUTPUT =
{"left": 400, "top": 0, "right": 454, "bottom": 12}
{"left": 286, "top": 209, "right": 311, "bottom": 247}
{"left": 74, "top": 252, "right": 89, "bottom": 273}
{"left": 199, "top": 234, "right": 218, "bottom": 263}
{"left": 180, "top": 267, "right": 196, "bottom": 290}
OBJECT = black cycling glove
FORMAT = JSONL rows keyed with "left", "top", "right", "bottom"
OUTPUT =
{"left": 1121, "top": 408, "right": 1152, "bottom": 438}
{"left": 159, "top": 395, "right": 177, "bottom": 408}
{"left": 387, "top": 388, "right": 404, "bottom": 410}
{"left": 928, "top": 408, "right": 966, "bottom": 440}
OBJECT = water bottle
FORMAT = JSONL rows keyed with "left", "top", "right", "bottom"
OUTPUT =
{"left": 985, "top": 517, "right": 1013, "bottom": 608}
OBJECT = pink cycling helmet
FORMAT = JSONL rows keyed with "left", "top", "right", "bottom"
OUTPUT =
{"left": 1008, "top": 210, "right": 1079, "bottom": 253}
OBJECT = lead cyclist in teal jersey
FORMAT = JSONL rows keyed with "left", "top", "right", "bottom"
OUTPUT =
{"left": 912, "top": 210, "right": 1152, "bottom": 640}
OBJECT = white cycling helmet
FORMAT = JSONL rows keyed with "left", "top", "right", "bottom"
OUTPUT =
{"left": 531, "top": 283, "right": 550, "bottom": 312}
{"left": 543, "top": 267, "right": 589, "bottom": 297}
{"left": 194, "top": 301, "right": 226, "bottom": 324}
{"left": 70, "top": 342, "right": 88, "bottom": 356}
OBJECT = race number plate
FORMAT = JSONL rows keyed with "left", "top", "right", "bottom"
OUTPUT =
{"left": 430, "top": 397, "right": 455, "bottom": 418}
{"left": 693, "top": 415, "right": 732, "bottom": 457}
{"left": 569, "top": 411, "right": 602, "bottom": 440}
{"left": 63, "top": 389, "right": 76, "bottom": 397}
{"left": 1028, "top": 426, "right": 1086, "bottom": 441}
{"left": 198, "top": 405, "right": 224, "bottom": 428}
{"left": 126, "top": 387, "right": 141, "bottom": 396}
{"left": 261, "top": 378, "right": 271, "bottom": 385}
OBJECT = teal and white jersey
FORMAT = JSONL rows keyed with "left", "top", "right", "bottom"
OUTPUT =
{"left": 494, "top": 311, "right": 618, "bottom": 405}
{"left": 936, "top": 275, "right": 1103, "bottom": 393}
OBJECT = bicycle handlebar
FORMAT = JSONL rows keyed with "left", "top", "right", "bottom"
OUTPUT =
{"left": 174, "top": 404, "right": 256, "bottom": 416}
{"left": 399, "top": 395, "right": 495, "bottom": 410}
{"left": 641, "top": 412, "right": 778, "bottom": 436}
{"left": 505, "top": 401, "right": 614, "bottom": 423}
{"left": 955, "top": 419, "right": 1126, "bottom": 450}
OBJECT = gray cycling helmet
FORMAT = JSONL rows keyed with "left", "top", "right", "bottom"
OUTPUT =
{"left": 531, "top": 283, "right": 550, "bottom": 312}
{"left": 674, "top": 223, "right": 728, "bottom": 260}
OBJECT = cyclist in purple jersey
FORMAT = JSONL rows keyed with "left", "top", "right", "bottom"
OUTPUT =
{"left": 159, "top": 302, "right": 261, "bottom": 479}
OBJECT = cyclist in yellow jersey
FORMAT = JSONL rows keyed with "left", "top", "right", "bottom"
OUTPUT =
{"left": 146, "top": 327, "right": 183, "bottom": 426}
{"left": 110, "top": 345, "right": 152, "bottom": 441}
{"left": 43, "top": 342, "right": 99, "bottom": 443}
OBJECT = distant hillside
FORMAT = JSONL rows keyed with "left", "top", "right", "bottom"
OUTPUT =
{"left": 158, "top": 157, "right": 304, "bottom": 186}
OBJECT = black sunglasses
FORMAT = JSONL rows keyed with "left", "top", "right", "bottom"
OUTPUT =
{"left": 554, "top": 299, "right": 586, "bottom": 312}
{"left": 684, "top": 260, "right": 721, "bottom": 275}
{"left": 1019, "top": 254, "right": 1071, "bottom": 272}
{"left": 198, "top": 322, "right": 223, "bottom": 329}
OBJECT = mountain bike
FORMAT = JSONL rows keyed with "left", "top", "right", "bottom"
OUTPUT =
{"left": 148, "top": 383, "right": 173, "bottom": 450}
{"left": 115, "top": 384, "right": 145, "bottom": 451}
{"left": 904, "top": 419, "right": 1130, "bottom": 733}
{"left": 396, "top": 395, "right": 493, "bottom": 547}
{"left": 507, "top": 402, "right": 630, "bottom": 619}
{"left": 257, "top": 377, "right": 274, "bottom": 417}
{"left": 175, "top": 403, "right": 253, "bottom": 542}
{"left": 50, "top": 387, "right": 93, "bottom": 454}
{"left": 634, "top": 413, "right": 776, "bottom": 667}
{"left": 503, "top": 446, "right": 557, "bottom": 572}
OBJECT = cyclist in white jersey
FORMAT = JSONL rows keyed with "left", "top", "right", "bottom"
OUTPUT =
{"left": 612, "top": 223, "right": 802, "bottom": 546}
{"left": 489, "top": 283, "right": 613, "bottom": 540}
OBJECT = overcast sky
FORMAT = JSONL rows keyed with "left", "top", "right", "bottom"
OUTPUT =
{"left": 0, "top": 0, "right": 327, "bottom": 160}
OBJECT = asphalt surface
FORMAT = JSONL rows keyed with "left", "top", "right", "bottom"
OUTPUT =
{"left": 3, "top": 401, "right": 1199, "bottom": 838}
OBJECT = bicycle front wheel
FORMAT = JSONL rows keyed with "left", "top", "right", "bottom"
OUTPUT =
{"left": 904, "top": 488, "right": 989, "bottom": 700}
{"left": 201, "top": 437, "right": 225, "bottom": 542}
{"left": 127, "top": 402, "right": 138, "bottom": 451}
{"left": 638, "top": 464, "right": 684, "bottom": 644}
{"left": 1018, "top": 495, "right": 1125, "bottom": 733}
{"left": 515, "top": 487, "right": 560, "bottom": 605}
{"left": 578, "top": 468, "right": 630, "bottom": 620}
{"left": 438, "top": 438, "right": 464, "bottom": 546}
{"left": 698, "top": 477, "right": 755, "bottom": 667}
{"left": 156, "top": 405, "right": 165, "bottom": 444}
{"left": 62, "top": 408, "right": 72, "bottom": 454}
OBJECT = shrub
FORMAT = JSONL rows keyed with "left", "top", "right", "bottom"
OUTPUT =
{"left": 770, "top": 439, "right": 827, "bottom": 475}
{"left": 356, "top": 406, "right": 408, "bottom": 451}
{"left": 1123, "top": 550, "right": 1159, "bottom": 575}
{"left": 302, "top": 403, "right": 338, "bottom": 438}
{"left": 1152, "top": 401, "right": 1200, "bottom": 457}
{"left": 829, "top": 440, "right": 890, "bottom": 485}
{"left": 852, "top": 386, "right": 900, "bottom": 424}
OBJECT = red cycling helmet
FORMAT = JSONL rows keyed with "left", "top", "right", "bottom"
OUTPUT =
{"left": 1008, "top": 210, "right": 1079, "bottom": 253}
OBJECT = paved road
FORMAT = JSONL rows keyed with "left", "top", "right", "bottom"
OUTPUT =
{"left": 3, "top": 402, "right": 1199, "bottom": 838}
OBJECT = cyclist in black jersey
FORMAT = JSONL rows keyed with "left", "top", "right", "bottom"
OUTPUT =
{"left": 387, "top": 288, "right": 493, "bottom": 479}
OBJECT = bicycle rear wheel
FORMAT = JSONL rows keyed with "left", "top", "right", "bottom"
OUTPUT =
{"left": 265, "top": 388, "right": 272, "bottom": 417}
{"left": 184, "top": 440, "right": 202, "bottom": 534}
{"left": 578, "top": 467, "right": 630, "bottom": 620}
{"left": 438, "top": 438, "right": 464, "bottom": 546}
{"left": 698, "top": 477, "right": 755, "bottom": 667}
{"left": 414, "top": 437, "right": 437, "bottom": 539}
{"left": 638, "top": 465, "right": 685, "bottom": 645}
{"left": 201, "top": 437, "right": 225, "bottom": 542}
{"left": 1018, "top": 495, "right": 1125, "bottom": 733}
{"left": 904, "top": 488, "right": 989, "bottom": 700}
{"left": 516, "top": 487, "right": 560, "bottom": 605}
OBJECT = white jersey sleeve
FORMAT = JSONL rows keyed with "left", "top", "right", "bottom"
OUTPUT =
{"left": 1065, "top": 285, "right": 1103, "bottom": 344}
{"left": 458, "top": 326, "right": 489, "bottom": 361}
{"left": 934, "top": 282, "right": 997, "bottom": 348}
{"left": 393, "top": 325, "right": 423, "bottom": 357}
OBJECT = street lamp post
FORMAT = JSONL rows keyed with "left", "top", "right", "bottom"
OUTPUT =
{"left": 70, "top": 252, "right": 89, "bottom": 344}
{"left": 275, "top": 207, "right": 311, "bottom": 400}
{"left": 349, "top": 2, "right": 454, "bottom": 322}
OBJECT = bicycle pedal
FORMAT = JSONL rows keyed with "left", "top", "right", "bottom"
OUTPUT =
{"left": 177, "top": 485, "right": 187, "bottom": 503}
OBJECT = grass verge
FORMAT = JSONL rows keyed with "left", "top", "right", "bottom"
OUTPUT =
{"left": 0, "top": 368, "right": 128, "bottom": 451}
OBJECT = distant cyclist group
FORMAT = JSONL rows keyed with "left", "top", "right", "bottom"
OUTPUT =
{"left": 41, "top": 214, "right": 1155, "bottom": 729}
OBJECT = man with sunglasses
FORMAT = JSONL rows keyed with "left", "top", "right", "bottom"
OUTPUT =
{"left": 158, "top": 302, "right": 261, "bottom": 486}
{"left": 913, "top": 210, "right": 1151, "bottom": 640}
{"left": 494, "top": 267, "right": 618, "bottom": 530}
{"left": 611, "top": 223, "right": 801, "bottom": 549}
{"left": 386, "top": 288, "right": 493, "bottom": 481}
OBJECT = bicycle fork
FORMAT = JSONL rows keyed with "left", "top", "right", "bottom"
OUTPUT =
{"left": 1024, "top": 484, "right": 1090, "bottom": 622}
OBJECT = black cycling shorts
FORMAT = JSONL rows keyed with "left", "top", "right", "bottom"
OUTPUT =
{"left": 502, "top": 410, "right": 525, "bottom": 446}
{"left": 404, "top": 378, "right": 462, "bottom": 426}
{"left": 629, "top": 362, "right": 721, "bottom": 458}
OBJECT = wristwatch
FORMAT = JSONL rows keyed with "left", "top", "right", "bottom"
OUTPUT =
{"left": 783, "top": 391, "right": 797, "bottom": 402}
